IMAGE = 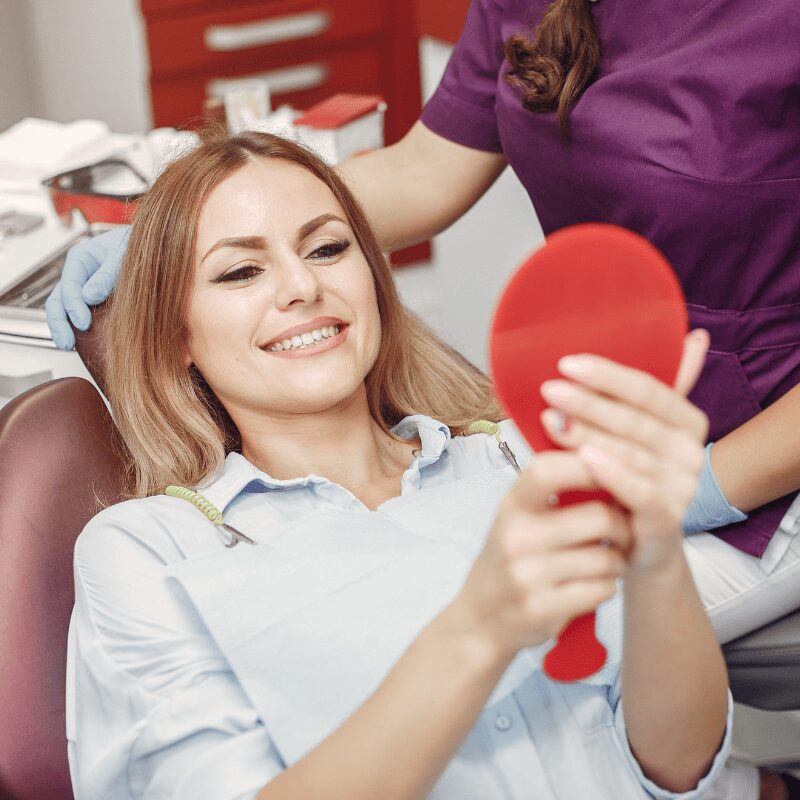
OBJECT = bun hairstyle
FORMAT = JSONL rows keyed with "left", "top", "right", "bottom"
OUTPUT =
{"left": 504, "top": 0, "right": 601, "bottom": 138}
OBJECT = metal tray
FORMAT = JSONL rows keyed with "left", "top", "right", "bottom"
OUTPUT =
{"left": 0, "top": 222, "right": 118, "bottom": 343}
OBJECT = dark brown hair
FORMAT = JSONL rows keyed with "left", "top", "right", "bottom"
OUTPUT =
{"left": 504, "top": 0, "right": 601, "bottom": 138}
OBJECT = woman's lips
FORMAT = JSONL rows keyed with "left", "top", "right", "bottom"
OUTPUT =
{"left": 261, "top": 324, "right": 348, "bottom": 359}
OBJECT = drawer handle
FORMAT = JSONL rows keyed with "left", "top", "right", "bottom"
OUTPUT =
{"left": 205, "top": 11, "right": 331, "bottom": 52}
{"left": 0, "top": 370, "right": 52, "bottom": 397}
{"left": 209, "top": 63, "right": 329, "bottom": 98}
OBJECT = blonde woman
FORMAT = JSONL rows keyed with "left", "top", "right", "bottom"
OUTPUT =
{"left": 67, "top": 132, "right": 738, "bottom": 800}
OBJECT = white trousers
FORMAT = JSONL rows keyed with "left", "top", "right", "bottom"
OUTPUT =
{"left": 683, "top": 494, "right": 800, "bottom": 799}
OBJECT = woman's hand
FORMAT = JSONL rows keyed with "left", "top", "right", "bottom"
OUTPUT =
{"left": 539, "top": 330, "right": 710, "bottom": 574}
{"left": 454, "top": 451, "right": 632, "bottom": 661}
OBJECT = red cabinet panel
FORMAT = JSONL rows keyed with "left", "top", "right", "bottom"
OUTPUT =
{"left": 151, "top": 45, "right": 382, "bottom": 129}
{"left": 140, "top": 0, "right": 430, "bottom": 265}
{"left": 146, "top": 0, "right": 386, "bottom": 77}
{"left": 414, "top": 0, "right": 470, "bottom": 44}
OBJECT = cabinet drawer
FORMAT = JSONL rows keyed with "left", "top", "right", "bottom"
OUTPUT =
{"left": 146, "top": 0, "right": 386, "bottom": 78}
{"left": 150, "top": 44, "right": 383, "bottom": 129}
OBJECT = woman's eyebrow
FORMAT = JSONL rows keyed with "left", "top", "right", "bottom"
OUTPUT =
{"left": 201, "top": 236, "right": 266, "bottom": 264}
{"left": 200, "top": 214, "right": 345, "bottom": 264}
{"left": 298, "top": 213, "right": 346, "bottom": 240}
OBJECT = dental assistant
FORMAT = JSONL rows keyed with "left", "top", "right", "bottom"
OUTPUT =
{"left": 337, "top": 0, "right": 800, "bottom": 638}
{"left": 46, "top": 2, "right": 800, "bottom": 636}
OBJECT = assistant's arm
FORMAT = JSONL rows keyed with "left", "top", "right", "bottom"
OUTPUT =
{"left": 711, "top": 382, "right": 800, "bottom": 512}
{"left": 337, "top": 122, "right": 506, "bottom": 252}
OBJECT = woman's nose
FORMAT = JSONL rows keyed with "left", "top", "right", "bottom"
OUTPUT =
{"left": 273, "top": 254, "right": 322, "bottom": 309}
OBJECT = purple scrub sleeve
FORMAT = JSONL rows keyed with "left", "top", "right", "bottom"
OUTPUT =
{"left": 422, "top": 0, "right": 800, "bottom": 557}
{"left": 419, "top": 0, "right": 505, "bottom": 153}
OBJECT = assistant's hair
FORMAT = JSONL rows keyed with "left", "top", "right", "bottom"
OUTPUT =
{"left": 105, "top": 130, "right": 504, "bottom": 498}
{"left": 504, "top": 0, "right": 601, "bottom": 138}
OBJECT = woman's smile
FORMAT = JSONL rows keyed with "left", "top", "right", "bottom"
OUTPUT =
{"left": 261, "top": 321, "right": 350, "bottom": 359}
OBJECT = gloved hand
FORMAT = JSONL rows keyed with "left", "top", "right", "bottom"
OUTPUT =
{"left": 45, "top": 224, "right": 131, "bottom": 350}
{"left": 682, "top": 442, "right": 748, "bottom": 534}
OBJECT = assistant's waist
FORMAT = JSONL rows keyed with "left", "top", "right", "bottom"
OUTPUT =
{"left": 688, "top": 302, "right": 800, "bottom": 353}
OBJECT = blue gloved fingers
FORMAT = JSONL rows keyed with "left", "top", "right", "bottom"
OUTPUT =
{"left": 81, "top": 225, "right": 130, "bottom": 305}
{"left": 58, "top": 236, "right": 104, "bottom": 331}
{"left": 44, "top": 281, "right": 76, "bottom": 351}
{"left": 45, "top": 225, "right": 132, "bottom": 348}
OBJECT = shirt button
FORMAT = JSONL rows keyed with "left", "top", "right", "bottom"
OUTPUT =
{"left": 494, "top": 714, "right": 512, "bottom": 731}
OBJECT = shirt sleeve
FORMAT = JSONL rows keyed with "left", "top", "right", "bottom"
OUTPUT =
{"left": 67, "top": 507, "right": 285, "bottom": 800}
{"left": 420, "top": 0, "right": 507, "bottom": 152}
{"left": 609, "top": 678, "right": 735, "bottom": 800}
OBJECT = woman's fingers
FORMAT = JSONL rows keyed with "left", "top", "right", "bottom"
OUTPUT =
{"left": 534, "top": 579, "right": 619, "bottom": 632}
{"left": 510, "top": 451, "right": 596, "bottom": 512}
{"left": 512, "top": 545, "right": 627, "bottom": 587}
{"left": 673, "top": 329, "right": 710, "bottom": 397}
{"left": 540, "top": 378, "right": 706, "bottom": 464}
{"left": 503, "top": 497, "right": 632, "bottom": 553}
{"left": 541, "top": 407, "right": 704, "bottom": 474}
{"left": 577, "top": 444, "right": 694, "bottom": 523}
{"left": 549, "top": 351, "right": 708, "bottom": 440}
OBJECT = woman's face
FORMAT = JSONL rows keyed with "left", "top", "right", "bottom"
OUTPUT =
{"left": 186, "top": 157, "right": 382, "bottom": 420}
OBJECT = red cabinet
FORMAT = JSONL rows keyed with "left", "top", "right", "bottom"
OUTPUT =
{"left": 415, "top": 0, "right": 470, "bottom": 44}
{"left": 139, "top": 0, "right": 428, "bottom": 263}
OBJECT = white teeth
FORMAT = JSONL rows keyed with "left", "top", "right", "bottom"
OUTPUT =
{"left": 267, "top": 324, "right": 343, "bottom": 352}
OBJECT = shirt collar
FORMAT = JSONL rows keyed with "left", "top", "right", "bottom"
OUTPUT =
{"left": 196, "top": 415, "right": 453, "bottom": 515}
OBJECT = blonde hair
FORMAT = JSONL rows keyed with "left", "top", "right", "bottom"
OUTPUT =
{"left": 106, "top": 130, "right": 504, "bottom": 498}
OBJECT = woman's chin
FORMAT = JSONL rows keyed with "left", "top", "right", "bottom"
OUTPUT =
{"left": 259, "top": 379, "right": 367, "bottom": 417}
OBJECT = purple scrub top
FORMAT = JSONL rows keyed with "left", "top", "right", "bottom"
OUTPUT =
{"left": 422, "top": 0, "right": 800, "bottom": 557}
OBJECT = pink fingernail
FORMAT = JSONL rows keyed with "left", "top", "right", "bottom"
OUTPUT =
{"left": 558, "top": 355, "right": 594, "bottom": 379}
{"left": 541, "top": 408, "right": 571, "bottom": 434}
{"left": 540, "top": 380, "right": 576, "bottom": 407}
{"left": 579, "top": 445, "right": 608, "bottom": 469}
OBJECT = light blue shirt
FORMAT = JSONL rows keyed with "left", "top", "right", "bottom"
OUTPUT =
{"left": 66, "top": 416, "right": 732, "bottom": 800}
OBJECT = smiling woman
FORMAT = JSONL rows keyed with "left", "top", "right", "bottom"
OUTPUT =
{"left": 105, "top": 129, "right": 503, "bottom": 498}
{"left": 69, "top": 129, "right": 736, "bottom": 800}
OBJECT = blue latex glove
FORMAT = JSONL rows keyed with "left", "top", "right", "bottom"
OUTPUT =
{"left": 45, "top": 225, "right": 131, "bottom": 350}
{"left": 682, "top": 442, "right": 748, "bottom": 533}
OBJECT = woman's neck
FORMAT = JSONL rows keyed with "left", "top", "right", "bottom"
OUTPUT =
{"left": 236, "top": 387, "right": 418, "bottom": 504}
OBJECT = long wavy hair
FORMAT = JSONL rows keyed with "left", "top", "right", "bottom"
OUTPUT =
{"left": 504, "top": 0, "right": 601, "bottom": 138}
{"left": 105, "top": 130, "right": 504, "bottom": 498}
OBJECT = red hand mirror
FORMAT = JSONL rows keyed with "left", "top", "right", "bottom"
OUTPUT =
{"left": 489, "top": 224, "right": 688, "bottom": 681}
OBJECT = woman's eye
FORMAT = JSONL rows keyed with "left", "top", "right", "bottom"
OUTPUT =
{"left": 307, "top": 239, "right": 350, "bottom": 261}
{"left": 216, "top": 264, "right": 262, "bottom": 283}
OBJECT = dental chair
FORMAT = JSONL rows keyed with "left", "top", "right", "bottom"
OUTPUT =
{"left": 0, "top": 310, "right": 124, "bottom": 800}
{"left": 0, "top": 310, "right": 798, "bottom": 800}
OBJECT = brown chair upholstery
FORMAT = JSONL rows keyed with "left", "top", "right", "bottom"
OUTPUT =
{"left": 0, "top": 375, "right": 125, "bottom": 800}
